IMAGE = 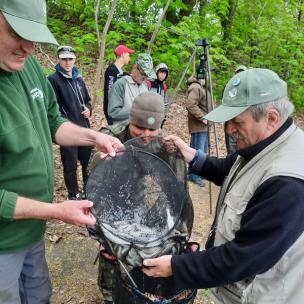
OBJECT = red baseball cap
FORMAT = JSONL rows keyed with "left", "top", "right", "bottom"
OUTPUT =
{"left": 114, "top": 45, "right": 135, "bottom": 56}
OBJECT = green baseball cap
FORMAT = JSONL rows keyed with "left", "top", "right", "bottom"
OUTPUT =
{"left": 0, "top": 0, "right": 58, "bottom": 45}
{"left": 204, "top": 68, "right": 288, "bottom": 123}
{"left": 136, "top": 53, "right": 156, "bottom": 79}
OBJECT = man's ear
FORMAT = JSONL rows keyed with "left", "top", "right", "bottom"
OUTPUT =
{"left": 266, "top": 110, "right": 280, "bottom": 130}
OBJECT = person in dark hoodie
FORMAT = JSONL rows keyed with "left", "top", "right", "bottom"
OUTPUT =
{"left": 146, "top": 63, "right": 169, "bottom": 127}
{"left": 48, "top": 46, "right": 92, "bottom": 200}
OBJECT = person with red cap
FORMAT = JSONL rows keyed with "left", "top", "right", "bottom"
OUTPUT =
{"left": 104, "top": 44, "right": 135, "bottom": 125}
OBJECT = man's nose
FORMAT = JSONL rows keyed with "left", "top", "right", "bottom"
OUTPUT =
{"left": 225, "top": 121, "right": 236, "bottom": 135}
{"left": 21, "top": 39, "right": 35, "bottom": 55}
{"left": 142, "top": 129, "right": 151, "bottom": 136}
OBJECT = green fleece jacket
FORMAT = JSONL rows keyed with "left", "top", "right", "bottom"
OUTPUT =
{"left": 0, "top": 56, "right": 65, "bottom": 253}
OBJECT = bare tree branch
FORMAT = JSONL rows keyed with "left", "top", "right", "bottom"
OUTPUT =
{"left": 37, "top": 44, "right": 56, "bottom": 67}
{"left": 147, "top": 0, "right": 172, "bottom": 54}
{"left": 93, "top": 0, "right": 117, "bottom": 109}
{"left": 95, "top": 0, "right": 101, "bottom": 50}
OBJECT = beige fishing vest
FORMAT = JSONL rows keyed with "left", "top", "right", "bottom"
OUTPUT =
{"left": 210, "top": 124, "right": 304, "bottom": 304}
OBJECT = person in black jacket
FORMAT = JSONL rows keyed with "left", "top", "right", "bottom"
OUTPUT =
{"left": 104, "top": 44, "right": 135, "bottom": 125}
{"left": 142, "top": 69, "right": 304, "bottom": 304}
{"left": 48, "top": 46, "right": 92, "bottom": 200}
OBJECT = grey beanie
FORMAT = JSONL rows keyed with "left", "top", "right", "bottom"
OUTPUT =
{"left": 129, "top": 92, "right": 165, "bottom": 130}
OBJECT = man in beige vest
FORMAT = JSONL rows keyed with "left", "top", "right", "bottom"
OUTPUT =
{"left": 142, "top": 68, "right": 304, "bottom": 304}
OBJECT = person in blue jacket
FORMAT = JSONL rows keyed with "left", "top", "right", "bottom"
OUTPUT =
{"left": 48, "top": 46, "right": 92, "bottom": 200}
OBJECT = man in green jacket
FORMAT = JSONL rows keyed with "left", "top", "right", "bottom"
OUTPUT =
{"left": 0, "top": 1, "right": 123, "bottom": 303}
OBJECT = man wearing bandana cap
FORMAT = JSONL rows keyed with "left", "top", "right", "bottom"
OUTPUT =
{"left": 107, "top": 53, "right": 156, "bottom": 125}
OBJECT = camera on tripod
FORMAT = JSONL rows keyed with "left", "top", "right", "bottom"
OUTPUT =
{"left": 196, "top": 39, "right": 208, "bottom": 47}
{"left": 195, "top": 39, "right": 209, "bottom": 80}
{"left": 196, "top": 54, "right": 206, "bottom": 80}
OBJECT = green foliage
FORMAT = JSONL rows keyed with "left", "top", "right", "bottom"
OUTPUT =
{"left": 198, "top": 288, "right": 210, "bottom": 298}
{"left": 46, "top": 0, "right": 304, "bottom": 110}
{"left": 41, "top": 66, "right": 54, "bottom": 77}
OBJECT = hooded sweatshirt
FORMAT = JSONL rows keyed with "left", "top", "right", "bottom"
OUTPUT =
{"left": 48, "top": 64, "right": 91, "bottom": 128}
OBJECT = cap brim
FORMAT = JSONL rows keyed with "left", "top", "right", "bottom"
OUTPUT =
{"left": 203, "top": 104, "right": 249, "bottom": 123}
{"left": 58, "top": 53, "right": 76, "bottom": 59}
{"left": 3, "top": 12, "right": 58, "bottom": 45}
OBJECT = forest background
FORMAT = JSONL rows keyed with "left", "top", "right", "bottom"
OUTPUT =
{"left": 45, "top": 0, "right": 304, "bottom": 110}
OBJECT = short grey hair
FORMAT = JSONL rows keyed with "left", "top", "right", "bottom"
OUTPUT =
{"left": 248, "top": 98, "right": 294, "bottom": 123}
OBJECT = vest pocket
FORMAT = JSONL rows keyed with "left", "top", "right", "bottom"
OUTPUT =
{"left": 216, "top": 192, "right": 248, "bottom": 242}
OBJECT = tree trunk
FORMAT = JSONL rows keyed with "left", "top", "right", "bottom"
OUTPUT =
{"left": 216, "top": 0, "right": 238, "bottom": 42}
{"left": 93, "top": 0, "right": 117, "bottom": 109}
{"left": 147, "top": 0, "right": 172, "bottom": 54}
{"left": 166, "top": 0, "right": 196, "bottom": 24}
{"left": 95, "top": 0, "right": 101, "bottom": 50}
{"left": 298, "top": 8, "right": 302, "bottom": 32}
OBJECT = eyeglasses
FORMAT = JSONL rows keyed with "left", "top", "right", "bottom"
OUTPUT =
{"left": 57, "top": 46, "right": 75, "bottom": 53}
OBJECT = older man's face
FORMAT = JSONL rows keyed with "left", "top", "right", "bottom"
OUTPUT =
{"left": 0, "top": 13, "right": 35, "bottom": 72}
{"left": 225, "top": 110, "right": 271, "bottom": 150}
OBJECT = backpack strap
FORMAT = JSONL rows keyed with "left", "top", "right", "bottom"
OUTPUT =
{"left": 146, "top": 79, "right": 152, "bottom": 89}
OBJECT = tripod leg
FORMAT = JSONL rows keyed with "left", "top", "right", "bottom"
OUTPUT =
{"left": 170, "top": 45, "right": 198, "bottom": 105}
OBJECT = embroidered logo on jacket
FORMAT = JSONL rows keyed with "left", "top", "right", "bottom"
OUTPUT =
{"left": 30, "top": 88, "right": 44, "bottom": 102}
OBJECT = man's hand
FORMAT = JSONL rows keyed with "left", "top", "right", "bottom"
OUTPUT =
{"left": 142, "top": 255, "right": 173, "bottom": 277}
{"left": 55, "top": 200, "right": 96, "bottom": 226}
{"left": 95, "top": 132, "right": 124, "bottom": 158}
{"left": 81, "top": 105, "right": 91, "bottom": 119}
{"left": 164, "top": 135, "right": 196, "bottom": 163}
{"left": 55, "top": 122, "right": 124, "bottom": 155}
{"left": 13, "top": 196, "right": 95, "bottom": 226}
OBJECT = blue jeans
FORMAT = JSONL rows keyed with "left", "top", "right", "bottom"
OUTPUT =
{"left": 0, "top": 239, "right": 52, "bottom": 304}
{"left": 189, "top": 132, "right": 208, "bottom": 182}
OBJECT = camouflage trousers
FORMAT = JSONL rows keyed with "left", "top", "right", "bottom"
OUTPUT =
{"left": 98, "top": 254, "right": 133, "bottom": 303}
{"left": 98, "top": 254, "right": 196, "bottom": 304}
{"left": 98, "top": 255, "right": 116, "bottom": 302}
